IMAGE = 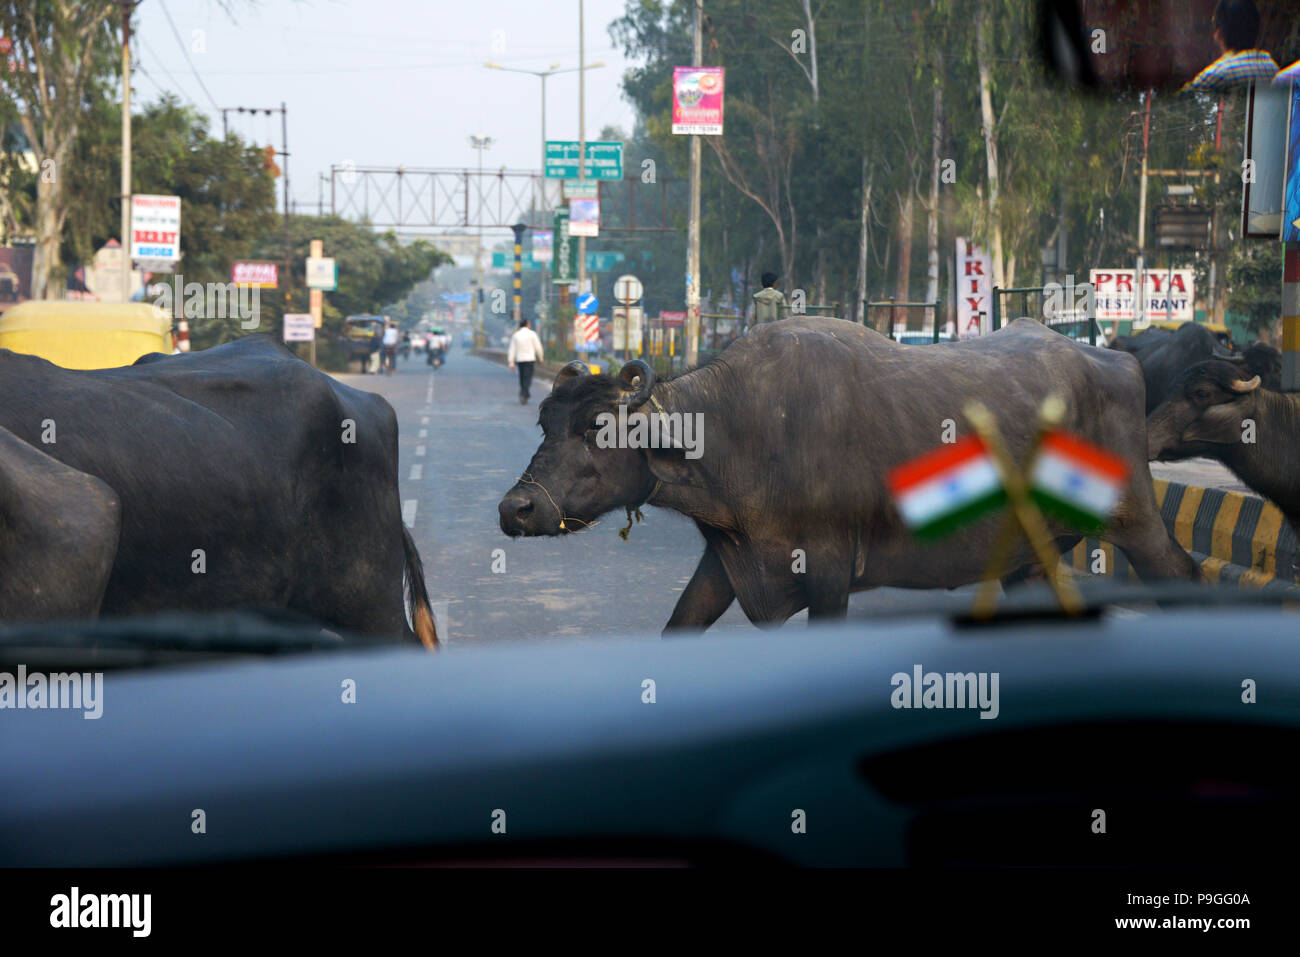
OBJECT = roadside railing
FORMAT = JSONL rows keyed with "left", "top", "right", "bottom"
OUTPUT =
{"left": 864, "top": 298, "right": 946, "bottom": 343}
{"left": 991, "top": 285, "right": 1102, "bottom": 345}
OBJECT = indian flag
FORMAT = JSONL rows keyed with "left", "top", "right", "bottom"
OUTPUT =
{"left": 888, "top": 435, "right": 1006, "bottom": 539}
{"left": 1029, "top": 430, "right": 1129, "bottom": 533}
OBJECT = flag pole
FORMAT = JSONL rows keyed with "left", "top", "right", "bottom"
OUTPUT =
{"left": 964, "top": 395, "right": 1085, "bottom": 617}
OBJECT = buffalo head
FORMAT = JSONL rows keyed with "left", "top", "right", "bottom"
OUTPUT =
{"left": 1146, "top": 359, "right": 1261, "bottom": 461}
{"left": 498, "top": 360, "right": 661, "bottom": 536}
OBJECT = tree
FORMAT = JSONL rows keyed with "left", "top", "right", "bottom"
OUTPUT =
{"left": 0, "top": 0, "right": 119, "bottom": 298}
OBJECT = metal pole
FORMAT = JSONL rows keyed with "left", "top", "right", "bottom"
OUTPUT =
{"left": 541, "top": 73, "right": 550, "bottom": 344}
{"left": 685, "top": 0, "right": 703, "bottom": 367}
{"left": 511, "top": 222, "right": 526, "bottom": 323}
{"left": 1136, "top": 91, "right": 1151, "bottom": 329}
{"left": 120, "top": 1, "right": 132, "bottom": 302}
{"left": 282, "top": 104, "right": 291, "bottom": 332}
{"left": 577, "top": 0, "right": 588, "bottom": 348}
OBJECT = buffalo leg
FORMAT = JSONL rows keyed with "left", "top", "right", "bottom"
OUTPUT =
{"left": 1110, "top": 492, "right": 1202, "bottom": 582}
{"left": 803, "top": 559, "right": 851, "bottom": 622}
{"left": 663, "top": 541, "right": 736, "bottom": 635}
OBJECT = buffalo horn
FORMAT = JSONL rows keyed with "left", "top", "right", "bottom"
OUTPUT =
{"left": 618, "top": 359, "right": 656, "bottom": 409}
{"left": 552, "top": 360, "right": 592, "bottom": 391}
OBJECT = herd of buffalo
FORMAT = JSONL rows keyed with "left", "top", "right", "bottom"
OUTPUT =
{"left": 0, "top": 316, "right": 1292, "bottom": 643}
{"left": 0, "top": 336, "right": 438, "bottom": 648}
{"left": 500, "top": 317, "right": 1298, "bottom": 633}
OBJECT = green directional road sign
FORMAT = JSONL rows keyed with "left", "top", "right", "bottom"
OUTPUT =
{"left": 492, "top": 250, "right": 624, "bottom": 272}
{"left": 586, "top": 251, "right": 626, "bottom": 272}
{"left": 493, "top": 251, "right": 539, "bottom": 270}
{"left": 545, "top": 141, "right": 623, "bottom": 180}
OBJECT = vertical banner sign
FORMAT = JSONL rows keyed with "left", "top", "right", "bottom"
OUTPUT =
{"left": 672, "top": 66, "right": 725, "bottom": 135}
{"left": 553, "top": 210, "right": 574, "bottom": 284}
{"left": 532, "top": 229, "right": 554, "bottom": 264}
{"left": 613, "top": 306, "right": 627, "bottom": 352}
{"left": 1284, "top": 82, "right": 1300, "bottom": 244}
{"left": 956, "top": 238, "right": 992, "bottom": 337}
{"left": 1242, "top": 83, "right": 1288, "bottom": 239}
{"left": 130, "top": 195, "right": 181, "bottom": 263}
{"left": 569, "top": 198, "right": 600, "bottom": 238}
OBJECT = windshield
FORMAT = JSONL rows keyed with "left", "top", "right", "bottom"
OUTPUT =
{"left": 0, "top": 2, "right": 1294, "bottom": 636}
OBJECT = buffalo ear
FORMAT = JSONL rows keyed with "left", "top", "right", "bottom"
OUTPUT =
{"left": 644, "top": 446, "right": 701, "bottom": 488}
{"left": 552, "top": 360, "right": 591, "bottom": 392}
{"left": 1182, "top": 400, "right": 1251, "bottom": 445}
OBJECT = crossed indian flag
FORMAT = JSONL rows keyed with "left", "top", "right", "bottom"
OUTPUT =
{"left": 887, "top": 396, "right": 1130, "bottom": 616}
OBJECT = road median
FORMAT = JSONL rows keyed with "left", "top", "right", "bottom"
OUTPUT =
{"left": 1061, "top": 479, "right": 1300, "bottom": 594}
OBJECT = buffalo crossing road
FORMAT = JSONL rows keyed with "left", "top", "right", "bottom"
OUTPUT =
{"left": 337, "top": 351, "right": 989, "bottom": 644}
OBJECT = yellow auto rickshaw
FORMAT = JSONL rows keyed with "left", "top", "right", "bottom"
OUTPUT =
{"left": 0, "top": 301, "right": 174, "bottom": 369}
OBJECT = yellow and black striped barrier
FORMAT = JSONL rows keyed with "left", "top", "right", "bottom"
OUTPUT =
{"left": 1060, "top": 479, "right": 1300, "bottom": 594}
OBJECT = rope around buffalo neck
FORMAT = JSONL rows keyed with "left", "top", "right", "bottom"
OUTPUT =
{"left": 618, "top": 392, "right": 666, "bottom": 540}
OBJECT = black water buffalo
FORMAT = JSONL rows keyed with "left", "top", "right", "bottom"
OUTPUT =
{"left": 0, "top": 426, "right": 120, "bottom": 620}
{"left": 0, "top": 334, "right": 437, "bottom": 647}
{"left": 1147, "top": 359, "right": 1300, "bottom": 527}
{"left": 499, "top": 317, "right": 1200, "bottom": 631}
{"left": 1111, "top": 323, "right": 1281, "bottom": 412}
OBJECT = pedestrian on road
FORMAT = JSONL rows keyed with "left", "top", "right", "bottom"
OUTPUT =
{"left": 507, "top": 318, "right": 544, "bottom": 404}
{"left": 381, "top": 321, "right": 400, "bottom": 375}
{"left": 752, "top": 271, "right": 786, "bottom": 327}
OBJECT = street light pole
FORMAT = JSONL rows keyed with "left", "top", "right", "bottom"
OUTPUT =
{"left": 686, "top": 0, "right": 703, "bottom": 366}
{"left": 578, "top": 0, "right": 587, "bottom": 318}
{"left": 484, "top": 59, "right": 605, "bottom": 350}
{"left": 120, "top": 0, "right": 133, "bottom": 303}
{"left": 469, "top": 134, "right": 493, "bottom": 345}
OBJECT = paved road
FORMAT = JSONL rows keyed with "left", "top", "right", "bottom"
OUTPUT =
{"left": 336, "top": 349, "right": 973, "bottom": 645}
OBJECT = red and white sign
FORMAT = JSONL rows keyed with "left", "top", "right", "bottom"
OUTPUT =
{"left": 231, "top": 260, "right": 278, "bottom": 288}
{"left": 660, "top": 310, "right": 686, "bottom": 327}
{"left": 956, "top": 238, "right": 992, "bottom": 337}
{"left": 672, "top": 66, "right": 725, "bottom": 135}
{"left": 130, "top": 194, "right": 181, "bottom": 263}
{"left": 1090, "top": 269, "right": 1194, "bottom": 324}
{"left": 574, "top": 313, "right": 600, "bottom": 349}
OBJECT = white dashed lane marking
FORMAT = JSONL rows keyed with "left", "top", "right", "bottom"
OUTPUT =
{"left": 402, "top": 499, "right": 418, "bottom": 528}
{"left": 416, "top": 445, "right": 426, "bottom": 457}
{"left": 409, "top": 464, "right": 423, "bottom": 481}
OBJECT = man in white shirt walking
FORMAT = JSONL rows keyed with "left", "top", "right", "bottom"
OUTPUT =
{"left": 507, "top": 319, "right": 545, "bottom": 404}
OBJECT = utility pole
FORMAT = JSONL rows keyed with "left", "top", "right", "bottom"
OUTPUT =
{"left": 281, "top": 102, "right": 291, "bottom": 326}
{"left": 483, "top": 59, "right": 604, "bottom": 351}
{"left": 685, "top": 0, "right": 703, "bottom": 366}
{"left": 469, "top": 134, "right": 493, "bottom": 344}
{"left": 577, "top": 0, "right": 587, "bottom": 313}
{"left": 1135, "top": 90, "right": 1151, "bottom": 329}
{"left": 120, "top": 0, "right": 133, "bottom": 302}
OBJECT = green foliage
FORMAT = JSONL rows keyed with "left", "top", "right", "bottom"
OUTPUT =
{"left": 611, "top": 0, "right": 1279, "bottom": 335}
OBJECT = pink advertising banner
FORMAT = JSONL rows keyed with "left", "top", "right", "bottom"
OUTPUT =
{"left": 672, "top": 66, "right": 725, "bottom": 135}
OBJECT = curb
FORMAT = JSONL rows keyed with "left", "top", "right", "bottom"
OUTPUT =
{"left": 1061, "top": 479, "right": 1300, "bottom": 594}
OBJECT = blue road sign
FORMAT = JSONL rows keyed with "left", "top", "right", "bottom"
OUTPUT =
{"left": 576, "top": 292, "right": 599, "bottom": 314}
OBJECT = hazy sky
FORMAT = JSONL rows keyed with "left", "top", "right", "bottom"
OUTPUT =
{"left": 135, "top": 0, "right": 639, "bottom": 218}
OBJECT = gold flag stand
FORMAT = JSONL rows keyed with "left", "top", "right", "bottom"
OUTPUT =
{"left": 965, "top": 394, "right": 1085, "bottom": 619}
